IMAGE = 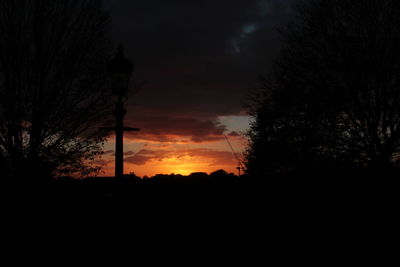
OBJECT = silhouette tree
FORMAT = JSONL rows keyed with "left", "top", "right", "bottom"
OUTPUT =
{"left": 246, "top": 0, "right": 400, "bottom": 176}
{"left": 0, "top": 0, "right": 113, "bottom": 179}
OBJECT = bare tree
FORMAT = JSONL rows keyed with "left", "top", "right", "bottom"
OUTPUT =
{"left": 246, "top": 0, "right": 400, "bottom": 175}
{"left": 0, "top": 0, "right": 113, "bottom": 179}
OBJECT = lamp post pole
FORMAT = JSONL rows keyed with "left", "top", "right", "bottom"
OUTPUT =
{"left": 106, "top": 45, "right": 140, "bottom": 267}
{"left": 114, "top": 96, "right": 126, "bottom": 179}
{"left": 107, "top": 45, "right": 139, "bottom": 179}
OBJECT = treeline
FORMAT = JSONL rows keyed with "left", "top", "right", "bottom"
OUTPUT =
{"left": 12, "top": 167, "right": 398, "bottom": 212}
{"left": 24, "top": 170, "right": 249, "bottom": 210}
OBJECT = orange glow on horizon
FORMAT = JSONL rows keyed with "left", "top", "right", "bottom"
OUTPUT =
{"left": 98, "top": 151, "right": 240, "bottom": 177}
{"left": 97, "top": 118, "right": 249, "bottom": 178}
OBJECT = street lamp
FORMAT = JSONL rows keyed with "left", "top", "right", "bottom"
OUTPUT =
{"left": 107, "top": 44, "right": 139, "bottom": 179}
{"left": 108, "top": 44, "right": 133, "bottom": 97}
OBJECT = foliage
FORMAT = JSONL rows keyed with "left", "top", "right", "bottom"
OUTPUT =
{"left": 246, "top": 0, "right": 400, "bottom": 176}
{"left": 0, "top": 0, "right": 113, "bottom": 178}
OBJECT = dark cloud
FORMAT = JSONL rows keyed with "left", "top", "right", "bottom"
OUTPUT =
{"left": 124, "top": 149, "right": 173, "bottom": 165}
{"left": 126, "top": 115, "right": 226, "bottom": 143}
{"left": 228, "top": 131, "right": 241, "bottom": 137}
{"left": 105, "top": 0, "right": 296, "bottom": 141}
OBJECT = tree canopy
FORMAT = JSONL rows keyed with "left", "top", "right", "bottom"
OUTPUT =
{"left": 246, "top": 0, "right": 400, "bottom": 176}
{"left": 0, "top": 0, "right": 113, "bottom": 179}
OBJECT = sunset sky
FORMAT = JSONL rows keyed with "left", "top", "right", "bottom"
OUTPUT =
{"left": 98, "top": 0, "right": 295, "bottom": 177}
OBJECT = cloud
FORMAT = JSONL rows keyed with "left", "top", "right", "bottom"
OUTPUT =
{"left": 97, "top": 1, "right": 294, "bottom": 178}
{"left": 103, "top": 150, "right": 114, "bottom": 155}
{"left": 125, "top": 116, "right": 227, "bottom": 143}
{"left": 104, "top": 0, "right": 296, "bottom": 143}
{"left": 124, "top": 149, "right": 173, "bottom": 165}
{"left": 228, "top": 131, "right": 241, "bottom": 137}
{"left": 124, "top": 148, "right": 237, "bottom": 166}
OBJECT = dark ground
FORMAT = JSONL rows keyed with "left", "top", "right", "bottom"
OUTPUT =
{"left": 1, "top": 169, "right": 399, "bottom": 266}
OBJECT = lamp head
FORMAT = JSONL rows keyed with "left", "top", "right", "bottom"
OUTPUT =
{"left": 107, "top": 44, "right": 133, "bottom": 97}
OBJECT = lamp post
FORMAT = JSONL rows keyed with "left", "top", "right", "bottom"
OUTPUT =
{"left": 107, "top": 44, "right": 140, "bottom": 267}
{"left": 107, "top": 45, "right": 139, "bottom": 179}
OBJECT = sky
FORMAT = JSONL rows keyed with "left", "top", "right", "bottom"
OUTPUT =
{"left": 97, "top": 0, "right": 296, "bottom": 177}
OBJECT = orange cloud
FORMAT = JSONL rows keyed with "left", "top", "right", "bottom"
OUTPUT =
{"left": 124, "top": 148, "right": 237, "bottom": 166}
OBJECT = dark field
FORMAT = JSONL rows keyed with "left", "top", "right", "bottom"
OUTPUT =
{"left": 1, "top": 170, "right": 399, "bottom": 266}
